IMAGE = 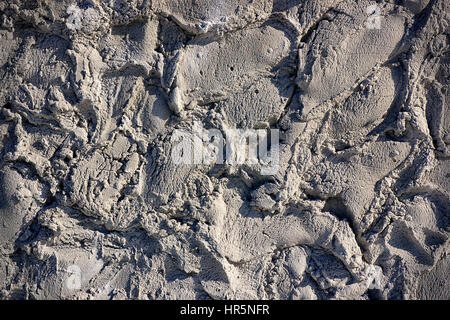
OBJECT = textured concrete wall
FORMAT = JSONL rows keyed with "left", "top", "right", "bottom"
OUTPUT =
{"left": 0, "top": 0, "right": 448, "bottom": 300}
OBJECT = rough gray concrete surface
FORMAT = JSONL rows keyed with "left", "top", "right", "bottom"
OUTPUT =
{"left": 0, "top": 0, "right": 448, "bottom": 300}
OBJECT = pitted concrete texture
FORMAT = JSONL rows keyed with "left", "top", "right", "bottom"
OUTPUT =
{"left": 0, "top": 0, "right": 448, "bottom": 300}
